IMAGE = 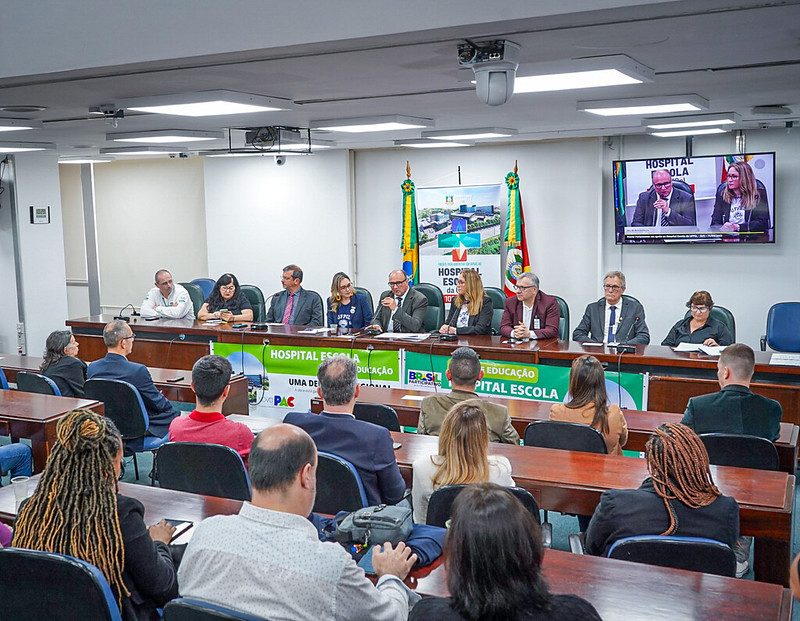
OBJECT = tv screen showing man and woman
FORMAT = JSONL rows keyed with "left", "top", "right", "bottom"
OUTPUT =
{"left": 613, "top": 152, "right": 776, "bottom": 244}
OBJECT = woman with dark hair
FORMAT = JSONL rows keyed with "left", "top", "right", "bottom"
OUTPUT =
{"left": 197, "top": 273, "right": 253, "bottom": 322}
{"left": 585, "top": 423, "right": 739, "bottom": 557}
{"left": 409, "top": 483, "right": 601, "bottom": 621}
{"left": 326, "top": 271, "right": 373, "bottom": 331}
{"left": 439, "top": 268, "right": 493, "bottom": 335}
{"left": 710, "top": 160, "right": 771, "bottom": 238}
{"left": 661, "top": 290, "right": 733, "bottom": 347}
{"left": 13, "top": 409, "right": 179, "bottom": 620}
{"left": 40, "top": 329, "right": 86, "bottom": 397}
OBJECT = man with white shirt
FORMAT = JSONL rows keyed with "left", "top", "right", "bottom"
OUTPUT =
{"left": 178, "top": 423, "right": 419, "bottom": 620}
{"left": 140, "top": 269, "right": 194, "bottom": 320}
{"left": 572, "top": 271, "right": 650, "bottom": 345}
{"left": 631, "top": 169, "right": 696, "bottom": 227}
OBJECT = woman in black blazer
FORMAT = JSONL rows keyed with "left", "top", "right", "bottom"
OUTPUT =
{"left": 439, "top": 268, "right": 493, "bottom": 335}
{"left": 710, "top": 160, "right": 771, "bottom": 239}
{"left": 40, "top": 330, "right": 87, "bottom": 397}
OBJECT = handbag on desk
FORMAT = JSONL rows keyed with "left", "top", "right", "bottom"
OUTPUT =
{"left": 335, "top": 504, "right": 412, "bottom": 546}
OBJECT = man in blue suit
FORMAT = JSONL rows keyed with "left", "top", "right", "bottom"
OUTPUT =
{"left": 284, "top": 355, "right": 406, "bottom": 506}
{"left": 87, "top": 320, "right": 178, "bottom": 437}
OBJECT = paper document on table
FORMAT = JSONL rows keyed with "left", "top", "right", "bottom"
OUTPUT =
{"left": 401, "top": 395, "right": 425, "bottom": 401}
{"left": 673, "top": 343, "right": 726, "bottom": 355}
{"left": 373, "top": 333, "right": 431, "bottom": 341}
{"left": 203, "top": 320, "right": 224, "bottom": 325}
{"left": 770, "top": 353, "right": 800, "bottom": 367}
{"left": 581, "top": 342, "right": 604, "bottom": 347}
{"left": 673, "top": 342, "right": 701, "bottom": 352}
{"left": 298, "top": 327, "right": 332, "bottom": 334}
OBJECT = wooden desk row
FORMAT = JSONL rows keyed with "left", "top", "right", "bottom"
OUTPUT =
{"left": 0, "top": 480, "right": 790, "bottom": 620}
{"left": 310, "top": 385, "right": 800, "bottom": 474}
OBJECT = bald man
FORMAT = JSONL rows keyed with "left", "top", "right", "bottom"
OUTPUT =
{"left": 370, "top": 269, "right": 428, "bottom": 333}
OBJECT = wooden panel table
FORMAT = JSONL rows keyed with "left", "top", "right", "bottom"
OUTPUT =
{"left": 0, "top": 354, "right": 250, "bottom": 416}
{"left": 0, "top": 391, "right": 104, "bottom": 472}
{"left": 311, "top": 386, "right": 800, "bottom": 474}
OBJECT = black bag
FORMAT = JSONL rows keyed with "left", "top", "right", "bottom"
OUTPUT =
{"left": 335, "top": 504, "right": 412, "bottom": 546}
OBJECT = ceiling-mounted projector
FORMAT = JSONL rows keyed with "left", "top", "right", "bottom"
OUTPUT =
{"left": 458, "top": 39, "right": 520, "bottom": 106}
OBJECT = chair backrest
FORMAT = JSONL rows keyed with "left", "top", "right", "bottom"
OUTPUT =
{"left": 164, "top": 597, "right": 264, "bottom": 621}
{"left": 484, "top": 287, "right": 506, "bottom": 313}
{"left": 353, "top": 402, "right": 401, "bottom": 431}
{"left": 313, "top": 451, "right": 368, "bottom": 514}
{"left": 84, "top": 379, "right": 148, "bottom": 439}
{"left": 0, "top": 548, "right": 122, "bottom": 621}
{"left": 491, "top": 307, "right": 504, "bottom": 336}
{"left": 553, "top": 294, "right": 570, "bottom": 341}
{"left": 354, "top": 286, "right": 374, "bottom": 313}
{"left": 683, "top": 305, "right": 736, "bottom": 340}
{"left": 179, "top": 282, "right": 205, "bottom": 316}
{"left": 413, "top": 282, "right": 445, "bottom": 331}
{"left": 607, "top": 535, "right": 736, "bottom": 577}
{"left": 0, "top": 368, "right": 8, "bottom": 390}
{"left": 16, "top": 371, "right": 61, "bottom": 396}
{"left": 156, "top": 442, "right": 252, "bottom": 501}
{"left": 699, "top": 433, "right": 780, "bottom": 471}
{"left": 523, "top": 420, "right": 607, "bottom": 454}
{"left": 765, "top": 302, "right": 800, "bottom": 352}
{"left": 427, "top": 484, "right": 541, "bottom": 527}
{"left": 191, "top": 278, "right": 216, "bottom": 299}
{"left": 240, "top": 284, "right": 266, "bottom": 322}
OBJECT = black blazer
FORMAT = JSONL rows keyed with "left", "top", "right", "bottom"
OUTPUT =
{"left": 681, "top": 384, "right": 782, "bottom": 441}
{"left": 42, "top": 355, "right": 87, "bottom": 397}
{"left": 444, "top": 295, "right": 493, "bottom": 335}
{"left": 710, "top": 180, "right": 771, "bottom": 235}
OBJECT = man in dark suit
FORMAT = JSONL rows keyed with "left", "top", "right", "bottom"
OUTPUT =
{"left": 370, "top": 269, "right": 428, "bottom": 333}
{"left": 631, "top": 169, "right": 696, "bottom": 227}
{"left": 87, "top": 319, "right": 178, "bottom": 437}
{"left": 284, "top": 355, "right": 406, "bottom": 506}
{"left": 265, "top": 264, "right": 324, "bottom": 327}
{"left": 499, "top": 272, "right": 560, "bottom": 340}
{"left": 572, "top": 271, "right": 650, "bottom": 345}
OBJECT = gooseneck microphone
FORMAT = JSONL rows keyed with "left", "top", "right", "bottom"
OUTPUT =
{"left": 114, "top": 304, "right": 139, "bottom": 322}
{"left": 614, "top": 316, "right": 639, "bottom": 354}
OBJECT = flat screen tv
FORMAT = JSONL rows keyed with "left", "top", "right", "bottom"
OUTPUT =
{"left": 613, "top": 152, "right": 775, "bottom": 244}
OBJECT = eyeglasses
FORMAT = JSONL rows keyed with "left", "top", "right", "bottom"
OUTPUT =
{"left": 653, "top": 181, "right": 672, "bottom": 188}
{"left": 388, "top": 280, "right": 407, "bottom": 287}
{"left": 690, "top": 305, "right": 709, "bottom": 313}
{"left": 515, "top": 285, "right": 536, "bottom": 292}
{"left": 220, "top": 284, "right": 236, "bottom": 292}
{"left": 122, "top": 334, "right": 135, "bottom": 341}
{"left": 603, "top": 284, "right": 623, "bottom": 291}
{"left": 338, "top": 282, "right": 353, "bottom": 291}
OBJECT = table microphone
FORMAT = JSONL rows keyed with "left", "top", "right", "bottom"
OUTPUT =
{"left": 615, "top": 317, "right": 639, "bottom": 354}
{"left": 251, "top": 292, "right": 277, "bottom": 331}
{"left": 114, "top": 304, "right": 139, "bottom": 322}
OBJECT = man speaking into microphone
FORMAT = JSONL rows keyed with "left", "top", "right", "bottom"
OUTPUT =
{"left": 572, "top": 271, "right": 650, "bottom": 346}
{"left": 631, "top": 169, "right": 696, "bottom": 228}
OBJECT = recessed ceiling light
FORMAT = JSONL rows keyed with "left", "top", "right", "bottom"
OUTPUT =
{"left": 0, "top": 118, "right": 42, "bottom": 132}
{"left": 578, "top": 95, "right": 709, "bottom": 116}
{"left": 422, "top": 127, "right": 517, "bottom": 140}
{"left": 0, "top": 141, "right": 54, "bottom": 153}
{"left": 649, "top": 127, "right": 728, "bottom": 138}
{"left": 312, "top": 115, "right": 432, "bottom": 133}
{"left": 643, "top": 112, "right": 739, "bottom": 129}
{"left": 200, "top": 150, "right": 306, "bottom": 158}
{"left": 108, "top": 130, "right": 223, "bottom": 143}
{"left": 395, "top": 139, "right": 471, "bottom": 148}
{"left": 117, "top": 90, "right": 292, "bottom": 117}
{"left": 99, "top": 146, "right": 184, "bottom": 155}
{"left": 511, "top": 55, "right": 654, "bottom": 94}
{"left": 0, "top": 105, "right": 47, "bottom": 113}
{"left": 59, "top": 156, "right": 115, "bottom": 164}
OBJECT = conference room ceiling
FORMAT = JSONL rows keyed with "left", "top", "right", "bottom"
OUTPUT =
{"left": 2, "top": 0, "right": 800, "bottom": 155}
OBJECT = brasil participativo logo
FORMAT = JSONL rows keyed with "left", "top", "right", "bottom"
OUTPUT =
{"left": 407, "top": 370, "right": 442, "bottom": 386}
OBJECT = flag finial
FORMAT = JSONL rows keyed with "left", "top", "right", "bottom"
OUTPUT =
{"left": 513, "top": 160, "right": 518, "bottom": 174}
{"left": 406, "top": 160, "right": 412, "bottom": 178}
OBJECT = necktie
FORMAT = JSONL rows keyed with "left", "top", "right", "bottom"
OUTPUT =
{"left": 660, "top": 199, "right": 669, "bottom": 226}
{"left": 607, "top": 305, "right": 617, "bottom": 343}
{"left": 282, "top": 293, "right": 295, "bottom": 324}
{"left": 392, "top": 296, "right": 403, "bottom": 332}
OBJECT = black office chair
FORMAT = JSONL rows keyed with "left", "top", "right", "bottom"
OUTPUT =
{"left": 683, "top": 305, "right": 736, "bottom": 341}
{"left": 0, "top": 548, "right": 122, "bottom": 620}
{"left": 607, "top": 535, "right": 736, "bottom": 577}
{"left": 164, "top": 598, "right": 264, "bottom": 621}
{"left": 156, "top": 442, "right": 252, "bottom": 501}
{"left": 413, "top": 282, "right": 445, "bottom": 332}
{"left": 83, "top": 379, "right": 168, "bottom": 482}
{"left": 179, "top": 282, "right": 205, "bottom": 316}
{"left": 353, "top": 402, "right": 401, "bottom": 432}
{"left": 699, "top": 433, "right": 780, "bottom": 471}
{"left": 485, "top": 287, "right": 507, "bottom": 335}
{"left": 240, "top": 285, "right": 266, "bottom": 322}
{"left": 553, "top": 295, "right": 570, "bottom": 341}
{"left": 523, "top": 420, "right": 608, "bottom": 454}
{"left": 15, "top": 371, "right": 61, "bottom": 396}
{"left": 0, "top": 368, "right": 9, "bottom": 390}
{"left": 313, "top": 452, "right": 368, "bottom": 514}
{"left": 354, "top": 286, "right": 374, "bottom": 314}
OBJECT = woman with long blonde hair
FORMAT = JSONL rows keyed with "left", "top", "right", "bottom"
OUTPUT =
{"left": 439, "top": 268, "right": 493, "bottom": 335}
{"left": 326, "top": 271, "right": 373, "bottom": 331}
{"left": 412, "top": 399, "right": 513, "bottom": 523}
{"left": 710, "top": 160, "right": 771, "bottom": 238}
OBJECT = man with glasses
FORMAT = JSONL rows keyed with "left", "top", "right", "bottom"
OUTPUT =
{"left": 631, "top": 169, "right": 696, "bottom": 227}
{"left": 265, "top": 264, "right": 324, "bottom": 327}
{"left": 370, "top": 269, "right": 428, "bottom": 333}
{"left": 87, "top": 319, "right": 178, "bottom": 437}
{"left": 499, "top": 272, "right": 560, "bottom": 340}
{"left": 572, "top": 271, "right": 650, "bottom": 345}
{"left": 140, "top": 269, "right": 195, "bottom": 320}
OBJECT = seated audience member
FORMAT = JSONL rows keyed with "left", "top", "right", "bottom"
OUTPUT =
{"left": 710, "top": 160, "right": 771, "bottom": 237}
{"left": 285, "top": 355, "right": 406, "bottom": 505}
{"left": 40, "top": 329, "right": 87, "bottom": 397}
{"left": 662, "top": 290, "right": 734, "bottom": 347}
{"left": 439, "top": 268, "right": 492, "bottom": 335}
{"left": 0, "top": 442, "right": 33, "bottom": 478}
{"left": 585, "top": 423, "right": 739, "bottom": 558}
{"left": 500, "top": 272, "right": 560, "bottom": 340}
{"left": 417, "top": 346, "right": 519, "bottom": 444}
{"left": 168, "top": 355, "right": 254, "bottom": 464}
{"left": 197, "top": 273, "right": 254, "bottom": 322}
{"left": 681, "top": 343, "right": 782, "bottom": 440}
{"left": 265, "top": 264, "right": 324, "bottom": 327}
{"left": 0, "top": 522, "right": 11, "bottom": 548}
{"left": 792, "top": 553, "right": 800, "bottom": 600}
{"left": 631, "top": 168, "right": 697, "bottom": 227}
{"left": 327, "top": 271, "right": 373, "bottom": 331}
{"left": 178, "top": 424, "right": 419, "bottom": 619}
{"left": 370, "top": 269, "right": 428, "bottom": 333}
{"left": 409, "top": 483, "right": 601, "bottom": 621}
{"left": 13, "top": 410, "right": 178, "bottom": 620}
{"left": 140, "top": 269, "right": 195, "bottom": 320}
{"left": 412, "top": 400, "right": 514, "bottom": 523}
{"left": 572, "top": 270, "right": 650, "bottom": 345}
{"left": 87, "top": 320, "right": 178, "bottom": 437}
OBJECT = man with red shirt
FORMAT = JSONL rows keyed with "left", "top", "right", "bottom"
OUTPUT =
{"left": 168, "top": 355, "right": 254, "bottom": 464}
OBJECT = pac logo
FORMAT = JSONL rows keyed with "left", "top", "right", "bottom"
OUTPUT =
{"left": 407, "top": 370, "right": 441, "bottom": 386}
{"left": 273, "top": 395, "right": 296, "bottom": 407}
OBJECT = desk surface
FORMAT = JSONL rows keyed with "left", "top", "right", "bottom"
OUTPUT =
{"left": 0, "top": 390, "right": 103, "bottom": 422}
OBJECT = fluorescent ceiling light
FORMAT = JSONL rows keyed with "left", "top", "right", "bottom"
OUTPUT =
{"left": 100, "top": 146, "right": 183, "bottom": 155}
{"left": 578, "top": 95, "right": 709, "bottom": 116}
{"left": 118, "top": 90, "right": 292, "bottom": 117}
{"left": 649, "top": 128, "right": 728, "bottom": 138}
{"left": 395, "top": 139, "right": 471, "bottom": 148}
{"left": 0, "top": 141, "right": 54, "bottom": 153}
{"left": 0, "top": 118, "right": 41, "bottom": 132}
{"left": 422, "top": 127, "right": 517, "bottom": 140}
{"left": 59, "top": 156, "right": 115, "bottom": 164}
{"left": 643, "top": 112, "right": 739, "bottom": 129}
{"left": 201, "top": 151, "right": 306, "bottom": 158}
{"left": 108, "top": 130, "right": 222, "bottom": 143}
{"left": 312, "top": 115, "right": 432, "bottom": 133}
{"left": 511, "top": 55, "right": 654, "bottom": 94}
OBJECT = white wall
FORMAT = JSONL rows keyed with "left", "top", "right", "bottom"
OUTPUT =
{"left": 58, "top": 164, "right": 91, "bottom": 318}
{"left": 0, "top": 161, "right": 20, "bottom": 352}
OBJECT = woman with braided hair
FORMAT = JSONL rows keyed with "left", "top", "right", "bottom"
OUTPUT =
{"left": 584, "top": 422, "right": 739, "bottom": 557}
{"left": 13, "top": 409, "right": 178, "bottom": 620}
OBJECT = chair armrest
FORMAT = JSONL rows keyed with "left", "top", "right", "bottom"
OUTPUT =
{"left": 760, "top": 336, "right": 767, "bottom": 351}
{"left": 568, "top": 532, "right": 586, "bottom": 555}
{"left": 541, "top": 522, "right": 552, "bottom": 549}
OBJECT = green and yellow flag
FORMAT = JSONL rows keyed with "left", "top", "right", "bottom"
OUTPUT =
{"left": 401, "top": 171, "right": 419, "bottom": 284}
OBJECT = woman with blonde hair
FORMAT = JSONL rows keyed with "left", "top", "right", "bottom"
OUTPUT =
{"left": 710, "top": 160, "right": 771, "bottom": 238}
{"left": 439, "top": 268, "right": 493, "bottom": 335}
{"left": 412, "top": 399, "right": 513, "bottom": 523}
{"left": 326, "top": 271, "right": 373, "bottom": 331}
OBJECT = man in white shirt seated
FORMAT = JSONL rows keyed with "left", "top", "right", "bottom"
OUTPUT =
{"left": 177, "top": 423, "right": 420, "bottom": 620}
{"left": 140, "top": 269, "right": 195, "bottom": 320}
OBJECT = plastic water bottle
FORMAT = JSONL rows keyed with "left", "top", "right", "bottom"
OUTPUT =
{"left": 338, "top": 319, "right": 350, "bottom": 336}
